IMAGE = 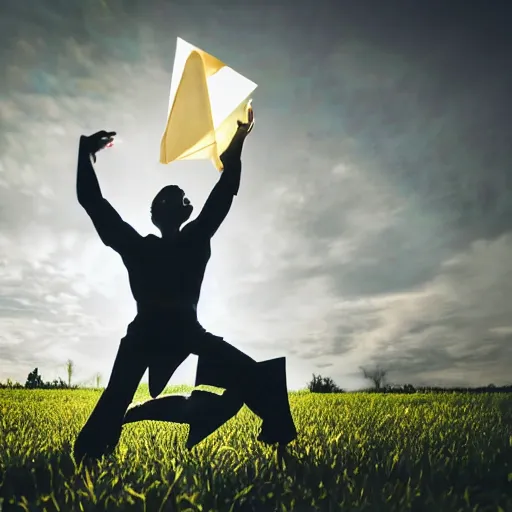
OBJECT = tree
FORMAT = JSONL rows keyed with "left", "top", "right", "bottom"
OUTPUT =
{"left": 307, "top": 373, "right": 343, "bottom": 393}
{"left": 25, "top": 368, "right": 44, "bottom": 389}
{"left": 360, "top": 365, "right": 387, "bottom": 390}
{"left": 48, "top": 377, "right": 69, "bottom": 389}
{"left": 66, "top": 359, "right": 75, "bottom": 388}
{"left": 0, "top": 378, "right": 23, "bottom": 389}
{"left": 402, "top": 383, "right": 416, "bottom": 394}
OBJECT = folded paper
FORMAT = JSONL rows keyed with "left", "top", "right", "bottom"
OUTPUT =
{"left": 160, "top": 37, "right": 257, "bottom": 170}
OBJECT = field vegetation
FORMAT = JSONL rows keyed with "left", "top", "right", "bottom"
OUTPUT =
{"left": 1, "top": 385, "right": 511, "bottom": 511}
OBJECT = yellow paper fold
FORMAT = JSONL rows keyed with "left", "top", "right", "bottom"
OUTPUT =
{"left": 160, "top": 38, "right": 257, "bottom": 170}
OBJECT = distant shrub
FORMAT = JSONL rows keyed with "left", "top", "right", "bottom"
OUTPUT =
{"left": 25, "top": 368, "right": 45, "bottom": 389}
{"left": 0, "top": 378, "right": 24, "bottom": 389}
{"left": 402, "top": 384, "right": 416, "bottom": 394}
{"left": 23, "top": 368, "right": 78, "bottom": 390}
{"left": 307, "top": 374, "right": 343, "bottom": 393}
{"left": 358, "top": 384, "right": 512, "bottom": 394}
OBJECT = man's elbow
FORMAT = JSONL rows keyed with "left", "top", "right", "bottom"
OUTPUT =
{"left": 77, "top": 191, "right": 104, "bottom": 214}
{"left": 219, "top": 164, "right": 241, "bottom": 196}
{"left": 77, "top": 193, "right": 93, "bottom": 211}
{"left": 76, "top": 190, "right": 87, "bottom": 208}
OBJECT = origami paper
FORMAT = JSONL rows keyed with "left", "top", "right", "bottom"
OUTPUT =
{"left": 160, "top": 37, "right": 257, "bottom": 170}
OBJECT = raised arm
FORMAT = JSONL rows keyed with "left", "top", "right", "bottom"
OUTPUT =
{"left": 77, "top": 131, "right": 141, "bottom": 254}
{"left": 192, "top": 112, "right": 255, "bottom": 239}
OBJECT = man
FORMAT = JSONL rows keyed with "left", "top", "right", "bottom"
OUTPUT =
{"left": 73, "top": 111, "right": 297, "bottom": 461}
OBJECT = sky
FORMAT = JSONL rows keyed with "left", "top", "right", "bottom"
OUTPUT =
{"left": 1, "top": 0, "right": 512, "bottom": 390}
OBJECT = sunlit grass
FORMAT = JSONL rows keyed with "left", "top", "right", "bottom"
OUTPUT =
{"left": 0, "top": 388, "right": 511, "bottom": 511}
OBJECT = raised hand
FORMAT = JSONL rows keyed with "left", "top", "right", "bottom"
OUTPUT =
{"left": 220, "top": 104, "right": 255, "bottom": 167}
{"left": 237, "top": 102, "right": 255, "bottom": 136}
{"left": 80, "top": 130, "right": 116, "bottom": 163}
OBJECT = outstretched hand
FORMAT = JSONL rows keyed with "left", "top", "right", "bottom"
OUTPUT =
{"left": 220, "top": 105, "right": 255, "bottom": 167}
{"left": 233, "top": 103, "right": 255, "bottom": 141}
{"left": 80, "top": 131, "right": 116, "bottom": 163}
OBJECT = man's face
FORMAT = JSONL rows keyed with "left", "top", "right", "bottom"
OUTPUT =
{"left": 151, "top": 186, "right": 193, "bottom": 229}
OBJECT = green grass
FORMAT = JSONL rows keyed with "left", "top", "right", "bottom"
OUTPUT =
{"left": 0, "top": 387, "right": 511, "bottom": 511}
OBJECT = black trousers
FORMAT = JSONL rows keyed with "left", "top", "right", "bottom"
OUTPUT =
{"left": 73, "top": 309, "right": 296, "bottom": 460}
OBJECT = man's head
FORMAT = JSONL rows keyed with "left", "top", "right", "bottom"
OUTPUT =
{"left": 151, "top": 185, "right": 193, "bottom": 232}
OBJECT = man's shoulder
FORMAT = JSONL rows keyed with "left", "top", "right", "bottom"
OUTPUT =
{"left": 181, "top": 219, "right": 202, "bottom": 236}
{"left": 181, "top": 220, "right": 210, "bottom": 243}
{"left": 181, "top": 221, "right": 195, "bottom": 235}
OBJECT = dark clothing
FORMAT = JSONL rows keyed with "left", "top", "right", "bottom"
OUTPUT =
{"left": 86, "top": 208, "right": 216, "bottom": 307}
{"left": 72, "top": 312, "right": 263, "bottom": 460}
{"left": 125, "top": 231, "right": 210, "bottom": 307}
{"left": 77, "top": 141, "right": 241, "bottom": 306}
{"left": 125, "top": 306, "right": 257, "bottom": 398}
{"left": 73, "top": 147, "right": 296, "bottom": 461}
{"left": 77, "top": 150, "right": 247, "bottom": 388}
{"left": 82, "top": 182, "right": 233, "bottom": 308}
{"left": 73, "top": 310, "right": 296, "bottom": 460}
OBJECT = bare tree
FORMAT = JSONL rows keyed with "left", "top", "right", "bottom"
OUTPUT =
{"left": 95, "top": 373, "right": 102, "bottom": 389}
{"left": 66, "top": 359, "right": 75, "bottom": 388}
{"left": 360, "top": 365, "right": 387, "bottom": 390}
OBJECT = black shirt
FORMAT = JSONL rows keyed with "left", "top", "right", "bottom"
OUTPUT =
{"left": 122, "top": 226, "right": 211, "bottom": 307}
{"left": 81, "top": 159, "right": 241, "bottom": 310}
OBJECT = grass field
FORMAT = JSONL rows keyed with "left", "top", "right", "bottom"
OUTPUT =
{"left": 0, "top": 386, "right": 511, "bottom": 511}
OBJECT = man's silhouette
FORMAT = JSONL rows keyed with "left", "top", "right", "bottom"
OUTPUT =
{"left": 73, "top": 113, "right": 297, "bottom": 461}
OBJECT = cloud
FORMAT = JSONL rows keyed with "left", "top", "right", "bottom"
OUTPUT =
{"left": 0, "top": 225, "right": 125, "bottom": 381}
{"left": 0, "top": 17, "right": 237, "bottom": 385}
{"left": 308, "top": 233, "right": 512, "bottom": 387}
{"left": 197, "top": 154, "right": 512, "bottom": 388}
{"left": 1, "top": 0, "right": 512, "bottom": 391}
